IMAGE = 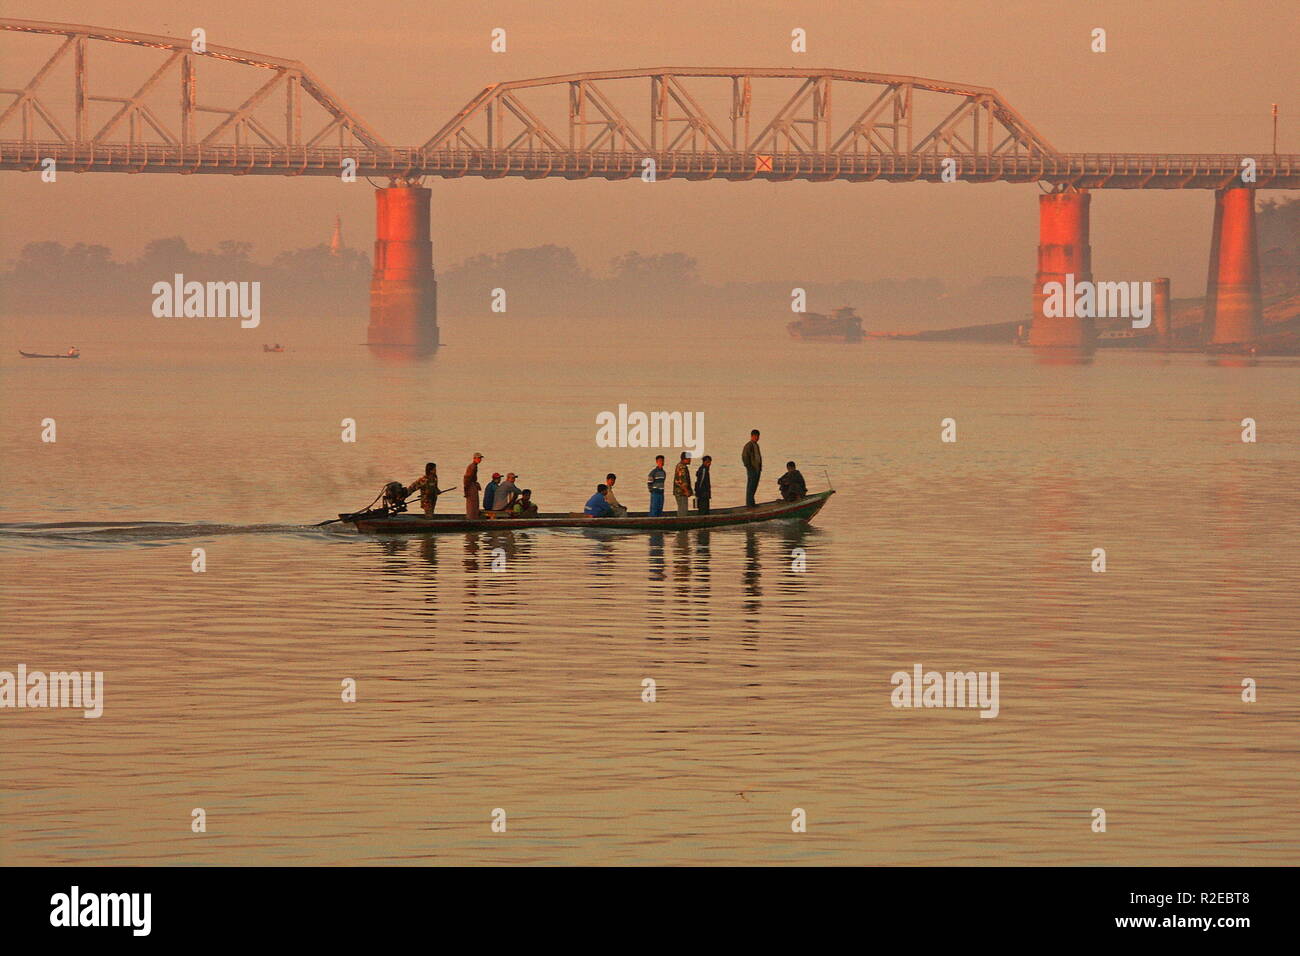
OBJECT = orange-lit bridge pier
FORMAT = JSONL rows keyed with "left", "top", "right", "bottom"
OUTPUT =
{"left": 2, "top": 19, "right": 1296, "bottom": 351}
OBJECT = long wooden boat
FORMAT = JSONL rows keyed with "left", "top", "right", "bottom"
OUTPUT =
{"left": 19, "top": 350, "right": 79, "bottom": 359}
{"left": 342, "top": 490, "right": 834, "bottom": 533}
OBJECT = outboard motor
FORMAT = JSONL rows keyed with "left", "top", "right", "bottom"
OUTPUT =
{"left": 382, "top": 481, "right": 409, "bottom": 514}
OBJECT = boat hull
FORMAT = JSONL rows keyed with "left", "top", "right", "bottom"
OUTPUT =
{"left": 345, "top": 490, "right": 834, "bottom": 533}
{"left": 787, "top": 329, "right": 864, "bottom": 343}
{"left": 19, "top": 351, "right": 78, "bottom": 359}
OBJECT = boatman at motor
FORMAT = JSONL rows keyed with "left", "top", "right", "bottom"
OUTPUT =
{"left": 778, "top": 460, "right": 807, "bottom": 501}
{"left": 695, "top": 455, "right": 713, "bottom": 514}
{"left": 465, "top": 453, "right": 484, "bottom": 519}
{"left": 406, "top": 462, "right": 441, "bottom": 515}
{"left": 585, "top": 484, "right": 614, "bottom": 517}
{"left": 647, "top": 456, "right": 667, "bottom": 516}
{"left": 742, "top": 429, "right": 762, "bottom": 507}
{"left": 673, "top": 452, "right": 694, "bottom": 517}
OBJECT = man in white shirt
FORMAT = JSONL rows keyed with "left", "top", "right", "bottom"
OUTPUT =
{"left": 604, "top": 473, "right": 628, "bottom": 517}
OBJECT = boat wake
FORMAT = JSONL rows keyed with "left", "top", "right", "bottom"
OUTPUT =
{"left": 0, "top": 520, "right": 347, "bottom": 547}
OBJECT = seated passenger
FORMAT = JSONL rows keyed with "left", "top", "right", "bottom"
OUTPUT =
{"left": 510, "top": 489, "right": 538, "bottom": 517}
{"left": 491, "top": 472, "right": 521, "bottom": 512}
{"left": 604, "top": 473, "right": 629, "bottom": 517}
{"left": 777, "top": 461, "right": 807, "bottom": 501}
{"left": 584, "top": 484, "right": 614, "bottom": 517}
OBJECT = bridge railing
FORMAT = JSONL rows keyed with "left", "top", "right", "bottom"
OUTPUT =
{"left": 2, "top": 141, "right": 1296, "bottom": 187}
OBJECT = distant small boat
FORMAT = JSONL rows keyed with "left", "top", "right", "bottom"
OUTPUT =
{"left": 788, "top": 307, "right": 865, "bottom": 343}
{"left": 20, "top": 348, "right": 79, "bottom": 359}
{"left": 1096, "top": 328, "right": 1157, "bottom": 349}
{"left": 263, "top": 344, "right": 286, "bottom": 353}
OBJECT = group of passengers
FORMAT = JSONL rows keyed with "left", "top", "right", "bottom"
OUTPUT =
{"left": 583, "top": 429, "right": 808, "bottom": 519}
{"left": 402, "top": 430, "right": 807, "bottom": 522}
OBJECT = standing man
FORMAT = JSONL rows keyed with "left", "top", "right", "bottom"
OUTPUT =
{"left": 694, "top": 455, "right": 712, "bottom": 514}
{"left": 673, "top": 452, "right": 693, "bottom": 517}
{"left": 604, "top": 473, "right": 628, "bottom": 517}
{"left": 742, "top": 429, "right": 762, "bottom": 507}
{"left": 407, "top": 462, "right": 441, "bottom": 515}
{"left": 464, "top": 452, "right": 484, "bottom": 519}
{"left": 647, "top": 455, "right": 667, "bottom": 517}
{"left": 482, "top": 472, "right": 502, "bottom": 514}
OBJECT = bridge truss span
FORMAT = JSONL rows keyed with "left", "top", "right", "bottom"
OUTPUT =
{"left": 422, "top": 67, "right": 1060, "bottom": 161}
{"left": 2, "top": 19, "right": 1297, "bottom": 187}
{"left": 0, "top": 18, "right": 388, "bottom": 153}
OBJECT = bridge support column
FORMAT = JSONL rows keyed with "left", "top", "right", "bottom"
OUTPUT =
{"left": 1205, "top": 185, "right": 1261, "bottom": 346}
{"left": 368, "top": 182, "right": 439, "bottom": 350}
{"left": 1153, "top": 277, "right": 1172, "bottom": 346}
{"left": 1030, "top": 189, "right": 1095, "bottom": 348}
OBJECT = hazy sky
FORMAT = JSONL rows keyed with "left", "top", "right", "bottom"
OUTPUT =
{"left": 3, "top": 0, "right": 1297, "bottom": 295}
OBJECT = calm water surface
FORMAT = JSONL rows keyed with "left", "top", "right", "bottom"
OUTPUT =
{"left": 1, "top": 313, "right": 1297, "bottom": 865}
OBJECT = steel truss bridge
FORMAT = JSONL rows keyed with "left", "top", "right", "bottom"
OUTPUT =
{"left": 2, "top": 18, "right": 1296, "bottom": 189}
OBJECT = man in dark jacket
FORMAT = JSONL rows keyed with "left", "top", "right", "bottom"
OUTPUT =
{"left": 694, "top": 455, "right": 713, "bottom": 514}
{"left": 777, "top": 461, "right": 807, "bottom": 501}
{"left": 482, "top": 472, "right": 501, "bottom": 513}
{"left": 741, "top": 429, "right": 762, "bottom": 506}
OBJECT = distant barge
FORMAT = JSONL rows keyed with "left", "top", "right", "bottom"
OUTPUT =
{"left": 788, "top": 307, "right": 864, "bottom": 343}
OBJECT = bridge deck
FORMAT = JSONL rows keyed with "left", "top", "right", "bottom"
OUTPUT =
{"left": 4, "top": 143, "right": 1296, "bottom": 188}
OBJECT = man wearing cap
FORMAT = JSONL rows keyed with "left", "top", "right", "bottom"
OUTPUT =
{"left": 492, "top": 472, "right": 521, "bottom": 512}
{"left": 482, "top": 472, "right": 501, "bottom": 514}
{"left": 465, "top": 453, "right": 484, "bottom": 519}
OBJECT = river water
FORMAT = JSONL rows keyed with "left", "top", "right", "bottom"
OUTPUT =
{"left": 1, "top": 312, "right": 1297, "bottom": 865}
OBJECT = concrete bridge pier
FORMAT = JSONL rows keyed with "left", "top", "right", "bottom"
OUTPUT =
{"left": 367, "top": 182, "right": 439, "bottom": 350}
{"left": 1153, "top": 277, "right": 1172, "bottom": 346}
{"left": 1030, "top": 189, "right": 1095, "bottom": 348}
{"left": 1205, "top": 185, "right": 1261, "bottom": 346}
